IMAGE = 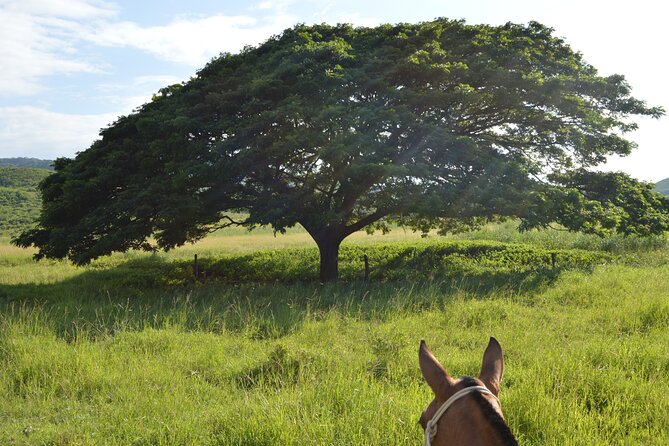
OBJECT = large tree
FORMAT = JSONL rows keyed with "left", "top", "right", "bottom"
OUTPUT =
{"left": 15, "top": 20, "right": 667, "bottom": 281}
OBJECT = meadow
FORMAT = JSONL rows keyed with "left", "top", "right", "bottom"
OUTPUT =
{"left": 1, "top": 222, "right": 668, "bottom": 445}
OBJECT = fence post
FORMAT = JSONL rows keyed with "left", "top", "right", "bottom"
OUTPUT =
{"left": 194, "top": 254, "right": 199, "bottom": 279}
{"left": 551, "top": 252, "right": 556, "bottom": 268}
{"left": 363, "top": 254, "right": 370, "bottom": 281}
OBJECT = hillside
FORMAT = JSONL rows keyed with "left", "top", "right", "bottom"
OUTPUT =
{"left": 0, "top": 157, "right": 54, "bottom": 170}
{"left": 656, "top": 177, "right": 669, "bottom": 196}
{"left": 0, "top": 166, "right": 51, "bottom": 235}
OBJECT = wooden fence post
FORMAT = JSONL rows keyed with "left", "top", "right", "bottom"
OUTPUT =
{"left": 194, "top": 254, "right": 199, "bottom": 279}
{"left": 363, "top": 254, "right": 370, "bottom": 281}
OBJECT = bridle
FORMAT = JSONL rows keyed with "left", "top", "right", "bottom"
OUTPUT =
{"left": 424, "top": 385, "right": 500, "bottom": 446}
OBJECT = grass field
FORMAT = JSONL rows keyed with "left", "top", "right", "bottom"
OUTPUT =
{"left": 1, "top": 222, "right": 668, "bottom": 445}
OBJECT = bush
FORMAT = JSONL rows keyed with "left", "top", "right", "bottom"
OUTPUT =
{"left": 155, "top": 240, "right": 610, "bottom": 286}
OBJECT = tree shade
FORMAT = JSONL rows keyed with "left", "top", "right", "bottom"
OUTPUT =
{"left": 14, "top": 20, "right": 667, "bottom": 281}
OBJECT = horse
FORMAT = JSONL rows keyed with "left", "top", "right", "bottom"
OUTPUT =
{"left": 418, "top": 337, "right": 518, "bottom": 446}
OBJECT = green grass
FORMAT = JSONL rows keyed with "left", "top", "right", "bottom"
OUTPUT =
{"left": 1, "top": 225, "right": 668, "bottom": 445}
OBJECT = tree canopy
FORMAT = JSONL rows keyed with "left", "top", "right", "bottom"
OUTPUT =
{"left": 14, "top": 19, "right": 667, "bottom": 281}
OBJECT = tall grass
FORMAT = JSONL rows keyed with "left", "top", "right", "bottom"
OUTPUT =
{"left": 2, "top": 267, "right": 668, "bottom": 445}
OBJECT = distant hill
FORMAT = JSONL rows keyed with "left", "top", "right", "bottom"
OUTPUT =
{"left": 655, "top": 178, "right": 669, "bottom": 196}
{"left": 0, "top": 166, "right": 52, "bottom": 235}
{"left": 0, "top": 157, "right": 54, "bottom": 170}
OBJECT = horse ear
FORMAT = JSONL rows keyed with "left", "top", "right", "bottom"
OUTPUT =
{"left": 479, "top": 337, "right": 504, "bottom": 396}
{"left": 419, "top": 340, "right": 451, "bottom": 395}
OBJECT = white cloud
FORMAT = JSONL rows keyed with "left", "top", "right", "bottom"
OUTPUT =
{"left": 87, "top": 13, "right": 295, "bottom": 66}
{"left": 0, "top": 106, "right": 119, "bottom": 158}
{"left": 89, "top": 15, "right": 255, "bottom": 65}
{"left": 0, "top": 73, "right": 187, "bottom": 160}
{"left": 0, "top": 0, "right": 113, "bottom": 96}
{"left": 257, "top": 1, "right": 277, "bottom": 10}
{"left": 0, "top": 0, "right": 118, "bottom": 19}
{"left": 0, "top": 0, "right": 298, "bottom": 96}
{"left": 0, "top": 0, "right": 300, "bottom": 159}
{"left": 252, "top": 0, "right": 298, "bottom": 12}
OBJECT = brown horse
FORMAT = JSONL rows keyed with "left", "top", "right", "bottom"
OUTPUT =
{"left": 418, "top": 337, "right": 518, "bottom": 446}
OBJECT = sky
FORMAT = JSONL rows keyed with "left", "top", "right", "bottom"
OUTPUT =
{"left": 0, "top": 0, "right": 666, "bottom": 181}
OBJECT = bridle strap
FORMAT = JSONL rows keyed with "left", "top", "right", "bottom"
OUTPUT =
{"left": 424, "top": 385, "right": 500, "bottom": 446}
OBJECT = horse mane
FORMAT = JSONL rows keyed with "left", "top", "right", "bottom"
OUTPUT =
{"left": 461, "top": 378, "right": 519, "bottom": 446}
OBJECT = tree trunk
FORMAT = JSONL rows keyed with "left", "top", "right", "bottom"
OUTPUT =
{"left": 316, "top": 233, "right": 342, "bottom": 283}
{"left": 301, "top": 210, "right": 388, "bottom": 282}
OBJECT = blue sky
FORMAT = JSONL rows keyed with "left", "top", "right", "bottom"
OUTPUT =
{"left": 0, "top": 0, "right": 666, "bottom": 181}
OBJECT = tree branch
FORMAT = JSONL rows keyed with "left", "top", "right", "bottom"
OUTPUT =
{"left": 342, "top": 209, "right": 391, "bottom": 237}
{"left": 206, "top": 214, "right": 249, "bottom": 232}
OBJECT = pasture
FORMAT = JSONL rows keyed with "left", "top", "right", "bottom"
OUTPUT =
{"left": 1, "top": 223, "right": 668, "bottom": 445}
